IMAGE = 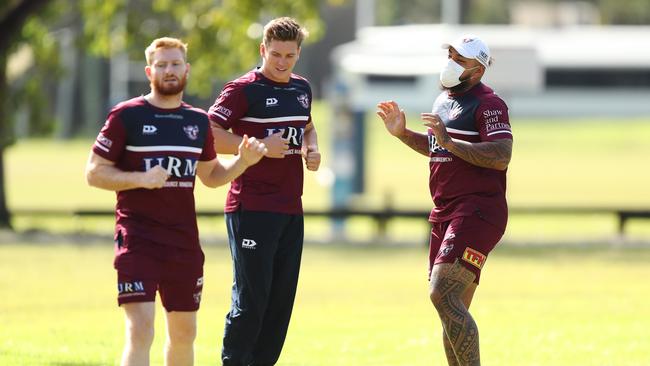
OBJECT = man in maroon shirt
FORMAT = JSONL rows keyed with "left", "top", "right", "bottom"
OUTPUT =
{"left": 377, "top": 35, "right": 513, "bottom": 366}
{"left": 85, "top": 37, "right": 266, "bottom": 366}
{"left": 207, "top": 17, "right": 320, "bottom": 365}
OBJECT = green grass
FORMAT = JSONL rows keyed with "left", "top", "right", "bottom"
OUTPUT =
{"left": 1, "top": 242, "right": 649, "bottom": 365}
{"left": 5, "top": 103, "right": 650, "bottom": 242}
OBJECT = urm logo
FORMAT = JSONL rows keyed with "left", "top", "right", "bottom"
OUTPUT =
{"left": 118, "top": 281, "right": 145, "bottom": 293}
{"left": 266, "top": 126, "right": 305, "bottom": 146}
{"left": 242, "top": 239, "right": 257, "bottom": 249}
{"left": 144, "top": 157, "right": 198, "bottom": 177}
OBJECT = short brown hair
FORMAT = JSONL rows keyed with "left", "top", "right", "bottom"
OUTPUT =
{"left": 263, "top": 17, "right": 308, "bottom": 47}
{"left": 144, "top": 37, "right": 188, "bottom": 65}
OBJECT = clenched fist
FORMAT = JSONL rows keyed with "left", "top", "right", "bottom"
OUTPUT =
{"left": 141, "top": 165, "right": 169, "bottom": 189}
{"left": 302, "top": 145, "right": 321, "bottom": 171}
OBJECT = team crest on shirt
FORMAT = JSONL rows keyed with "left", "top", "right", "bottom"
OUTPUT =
{"left": 183, "top": 125, "right": 199, "bottom": 140}
{"left": 297, "top": 93, "right": 309, "bottom": 109}
{"left": 448, "top": 105, "right": 463, "bottom": 120}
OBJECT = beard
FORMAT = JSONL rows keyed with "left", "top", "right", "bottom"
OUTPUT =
{"left": 152, "top": 74, "right": 187, "bottom": 96}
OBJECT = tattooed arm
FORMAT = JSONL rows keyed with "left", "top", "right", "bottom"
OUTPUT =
{"left": 421, "top": 112, "right": 512, "bottom": 170}
{"left": 376, "top": 101, "right": 430, "bottom": 157}
{"left": 396, "top": 129, "right": 430, "bottom": 156}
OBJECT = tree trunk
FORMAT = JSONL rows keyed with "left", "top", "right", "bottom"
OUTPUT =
{"left": 0, "top": 55, "right": 10, "bottom": 229}
{"left": 0, "top": 147, "right": 9, "bottom": 229}
{"left": 0, "top": 0, "right": 53, "bottom": 229}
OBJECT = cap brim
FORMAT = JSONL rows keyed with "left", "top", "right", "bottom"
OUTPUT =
{"left": 442, "top": 42, "right": 473, "bottom": 60}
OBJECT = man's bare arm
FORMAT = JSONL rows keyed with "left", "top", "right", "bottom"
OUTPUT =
{"left": 85, "top": 152, "right": 168, "bottom": 191}
{"left": 211, "top": 121, "right": 288, "bottom": 158}
{"left": 441, "top": 138, "right": 512, "bottom": 170}
{"left": 397, "top": 129, "right": 430, "bottom": 157}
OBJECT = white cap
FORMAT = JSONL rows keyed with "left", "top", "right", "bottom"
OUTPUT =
{"left": 442, "top": 35, "right": 491, "bottom": 68}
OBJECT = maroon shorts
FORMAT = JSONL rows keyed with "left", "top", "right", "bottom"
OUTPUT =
{"left": 114, "top": 233, "right": 204, "bottom": 312}
{"left": 429, "top": 213, "right": 505, "bottom": 284}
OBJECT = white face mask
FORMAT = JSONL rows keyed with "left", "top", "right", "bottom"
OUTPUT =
{"left": 439, "top": 59, "right": 478, "bottom": 88}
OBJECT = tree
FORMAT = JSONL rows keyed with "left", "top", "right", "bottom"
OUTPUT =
{"left": 0, "top": 0, "right": 329, "bottom": 229}
{"left": 0, "top": 0, "right": 54, "bottom": 229}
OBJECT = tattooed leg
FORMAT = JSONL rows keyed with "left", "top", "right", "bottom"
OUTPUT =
{"left": 443, "top": 332, "right": 460, "bottom": 366}
{"left": 430, "top": 261, "right": 480, "bottom": 366}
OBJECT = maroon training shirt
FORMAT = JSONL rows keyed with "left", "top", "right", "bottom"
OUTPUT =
{"left": 208, "top": 69, "right": 312, "bottom": 214}
{"left": 92, "top": 96, "right": 217, "bottom": 250}
{"left": 428, "top": 83, "right": 512, "bottom": 228}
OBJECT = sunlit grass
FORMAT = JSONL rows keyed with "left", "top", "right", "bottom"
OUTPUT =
{"left": 1, "top": 243, "right": 649, "bottom": 365}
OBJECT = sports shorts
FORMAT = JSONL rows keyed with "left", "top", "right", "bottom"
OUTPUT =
{"left": 429, "top": 211, "right": 505, "bottom": 284}
{"left": 113, "top": 232, "right": 204, "bottom": 312}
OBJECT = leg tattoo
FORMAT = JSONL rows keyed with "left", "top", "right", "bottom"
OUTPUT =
{"left": 430, "top": 262, "right": 480, "bottom": 366}
{"left": 443, "top": 330, "right": 460, "bottom": 366}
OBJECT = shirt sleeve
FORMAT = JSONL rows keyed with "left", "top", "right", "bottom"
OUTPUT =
{"left": 92, "top": 109, "right": 127, "bottom": 162}
{"left": 200, "top": 120, "right": 217, "bottom": 162}
{"left": 475, "top": 97, "right": 513, "bottom": 142}
{"left": 207, "top": 82, "right": 248, "bottom": 130}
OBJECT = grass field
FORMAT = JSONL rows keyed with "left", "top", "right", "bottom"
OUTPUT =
{"left": 5, "top": 103, "right": 650, "bottom": 242}
{"left": 2, "top": 104, "right": 650, "bottom": 365}
{"left": 1, "top": 242, "right": 649, "bottom": 365}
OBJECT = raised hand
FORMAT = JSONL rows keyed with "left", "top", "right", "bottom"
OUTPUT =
{"left": 262, "top": 131, "right": 289, "bottom": 158}
{"left": 238, "top": 134, "right": 268, "bottom": 166}
{"left": 376, "top": 100, "right": 407, "bottom": 138}
{"left": 421, "top": 113, "right": 451, "bottom": 149}
{"left": 141, "top": 165, "right": 169, "bottom": 189}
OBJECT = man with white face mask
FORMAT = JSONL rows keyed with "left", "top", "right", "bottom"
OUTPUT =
{"left": 377, "top": 35, "right": 512, "bottom": 366}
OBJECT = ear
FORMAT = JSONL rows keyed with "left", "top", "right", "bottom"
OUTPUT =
{"left": 477, "top": 65, "right": 486, "bottom": 78}
{"left": 259, "top": 42, "right": 265, "bottom": 58}
{"left": 144, "top": 65, "right": 152, "bottom": 81}
{"left": 185, "top": 62, "right": 191, "bottom": 77}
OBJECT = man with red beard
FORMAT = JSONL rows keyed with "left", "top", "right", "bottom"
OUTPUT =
{"left": 85, "top": 37, "right": 267, "bottom": 366}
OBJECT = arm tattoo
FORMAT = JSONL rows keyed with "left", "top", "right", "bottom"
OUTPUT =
{"left": 446, "top": 138, "right": 512, "bottom": 170}
{"left": 398, "top": 130, "right": 430, "bottom": 157}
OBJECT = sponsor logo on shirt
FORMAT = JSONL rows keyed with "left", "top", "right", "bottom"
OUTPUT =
{"left": 266, "top": 97, "right": 279, "bottom": 107}
{"left": 143, "top": 125, "right": 158, "bottom": 135}
{"left": 144, "top": 157, "right": 198, "bottom": 178}
{"left": 183, "top": 125, "right": 199, "bottom": 140}
{"left": 483, "top": 109, "right": 504, "bottom": 125}
{"left": 97, "top": 133, "right": 112, "bottom": 148}
{"left": 154, "top": 113, "right": 183, "bottom": 120}
{"left": 297, "top": 93, "right": 309, "bottom": 109}
{"left": 462, "top": 247, "right": 486, "bottom": 269}
{"left": 242, "top": 238, "right": 257, "bottom": 249}
{"left": 196, "top": 277, "right": 203, "bottom": 287}
{"left": 214, "top": 105, "right": 232, "bottom": 117}
{"left": 193, "top": 290, "right": 202, "bottom": 304}
{"left": 266, "top": 126, "right": 305, "bottom": 146}
{"left": 427, "top": 131, "right": 449, "bottom": 155}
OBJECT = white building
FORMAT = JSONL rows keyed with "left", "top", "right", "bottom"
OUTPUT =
{"left": 331, "top": 24, "right": 650, "bottom": 117}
